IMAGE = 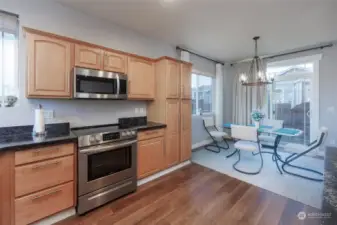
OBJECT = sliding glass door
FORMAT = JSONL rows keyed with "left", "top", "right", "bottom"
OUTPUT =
{"left": 266, "top": 56, "right": 320, "bottom": 146}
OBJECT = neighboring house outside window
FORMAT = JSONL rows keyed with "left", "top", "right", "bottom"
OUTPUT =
{"left": 192, "top": 73, "right": 214, "bottom": 115}
{"left": 0, "top": 11, "right": 19, "bottom": 107}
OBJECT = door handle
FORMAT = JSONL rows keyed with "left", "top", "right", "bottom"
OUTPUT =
{"left": 128, "top": 81, "right": 131, "bottom": 94}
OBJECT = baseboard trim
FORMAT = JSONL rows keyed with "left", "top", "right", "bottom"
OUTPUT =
{"left": 137, "top": 160, "right": 191, "bottom": 186}
{"left": 33, "top": 208, "right": 76, "bottom": 225}
{"left": 192, "top": 139, "right": 213, "bottom": 150}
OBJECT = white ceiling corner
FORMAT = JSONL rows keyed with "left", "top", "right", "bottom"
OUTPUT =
{"left": 55, "top": 0, "right": 337, "bottom": 62}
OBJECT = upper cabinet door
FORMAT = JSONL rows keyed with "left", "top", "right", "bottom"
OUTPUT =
{"left": 26, "top": 33, "right": 72, "bottom": 98}
{"left": 103, "top": 51, "right": 127, "bottom": 73}
{"left": 127, "top": 57, "right": 155, "bottom": 100}
{"left": 165, "top": 60, "right": 180, "bottom": 99}
{"left": 181, "top": 63, "right": 192, "bottom": 99}
{"left": 75, "top": 44, "right": 102, "bottom": 70}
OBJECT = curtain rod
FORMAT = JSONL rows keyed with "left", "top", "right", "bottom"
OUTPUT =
{"left": 230, "top": 43, "right": 334, "bottom": 66}
{"left": 176, "top": 46, "right": 224, "bottom": 65}
{"left": 0, "top": 10, "right": 19, "bottom": 18}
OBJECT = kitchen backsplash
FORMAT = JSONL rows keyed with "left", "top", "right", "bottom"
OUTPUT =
{"left": 0, "top": 99, "right": 147, "bottom": 128}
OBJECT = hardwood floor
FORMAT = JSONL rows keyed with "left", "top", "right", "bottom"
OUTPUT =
{"left": 57, "top": 163, "right": 321, "bottom": 225}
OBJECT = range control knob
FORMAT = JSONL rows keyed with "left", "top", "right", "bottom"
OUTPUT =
{"left": 126, "top": 131, "right": 131, "bottom": 136}
{"left": 131, "top": 131, "right": 136, "bottom": 135}
{"left": 89, "top": 136, "right": 96, "bottom": 143}
{"left": 121, "top": 131, "right": 126, "bottom": 137}
{"left": 95, "top": 134, "right": 101, "bottom": 142}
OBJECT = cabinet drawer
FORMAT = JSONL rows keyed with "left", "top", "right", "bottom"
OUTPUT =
{"left": 15, "top": 182, "right": 74, "bottom": 225}
{"left": 15, "top": 143, "right": 74, "bottom": 166}
{"left": 138, "top": 128, "right": 165, "bottom": 141}
{"left": 15, "top": 156, "right": 74, "bottom": 197}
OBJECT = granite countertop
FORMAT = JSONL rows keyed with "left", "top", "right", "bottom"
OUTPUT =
{"left": 0, "top": 121, "right": 166, "bottom": 152}
{"left": 135, "top": 121, "right": 167, "bottom": 131}
{"left": 0, "top": 123, "right": 77, "bottom": 152}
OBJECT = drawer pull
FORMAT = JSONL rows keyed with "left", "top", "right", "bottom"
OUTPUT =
{"left": 32, "top": 148, "right": 60, "bottom": 156}
{"left": 31, "top": 161, "right": 61, "bottom": 171}
{"left": 31, "top": 189, "right": 62, "bottom": 202}
{"left": 145, "top": 131, "right": 158, "bottom": 135}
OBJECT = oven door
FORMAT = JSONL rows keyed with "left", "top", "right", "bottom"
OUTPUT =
{"left": 73, "top": 67, "right": 127, "bottom": 99}
{"left": 78, "top": 139, "right": 137, "bottom": 196}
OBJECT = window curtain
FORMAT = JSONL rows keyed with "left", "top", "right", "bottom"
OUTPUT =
{"left": 232, "top": 61, "right": 267, "bottom": 124}
{"left": 215, "top": 63, "right": 223, "bottom": 128}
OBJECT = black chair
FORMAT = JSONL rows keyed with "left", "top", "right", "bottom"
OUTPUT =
{"left": 202, "top": 116, "right": 229, "bottom": 153}
{"left": 280, "top": 127, "right": 327, "bottom": 182}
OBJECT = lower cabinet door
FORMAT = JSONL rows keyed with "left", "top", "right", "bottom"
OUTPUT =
{"left": 180, "top": 129, "right": 192, "bottom": 162}
{"left": 165, "top": 133, "right": 180, "bottom": 168}
{"left": 138, "top": 137, "right": 164, "bottom": 179}
{"left": 15, "top": 182, "right": 74, "bottom": 225}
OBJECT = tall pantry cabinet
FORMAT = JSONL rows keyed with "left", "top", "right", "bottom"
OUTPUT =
{"left": 147, "top": 57, "right": 192, "bottom": 168}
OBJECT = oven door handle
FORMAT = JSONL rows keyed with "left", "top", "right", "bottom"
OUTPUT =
{"left": 79, "top": 139, "right": 137, "bottom": 155}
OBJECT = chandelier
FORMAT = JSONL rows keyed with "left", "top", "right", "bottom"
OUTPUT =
{"left": 240, "top": 36, "right": 274, "bottom": 86}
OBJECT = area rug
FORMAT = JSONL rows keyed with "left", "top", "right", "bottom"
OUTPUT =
{"left": 192, "top": 142, "right": 324, "bottom": 209}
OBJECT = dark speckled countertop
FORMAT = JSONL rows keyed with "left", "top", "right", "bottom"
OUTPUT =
{"left": 134, "top": 121, "right": 167, "bottom": 131}
{"left": 0, "top": 121, "right": 166, "bottom": 152}
{"left": 0, "top": 123, "right": 77, "bottom": 152}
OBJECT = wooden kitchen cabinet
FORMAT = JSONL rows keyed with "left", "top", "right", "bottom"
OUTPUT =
{"left": 75, "top": 44, "right": 103, "bottom": 70}
{"left": 165, "top": 99, "right": 180, "bottom": 167}
{"left": 26, "top": 32, "right": 72, "bottom": 98}
{"left": 166, "top": 60, "right": 180, "bottom": 99}
{"left": 127, "top": 57, "right": 155, "bottom": 100}
{"left": 180, "top": 100, "right": 192, "bottom": 161}
{"left": 0, "top": 142, "right": 76, "bottom": 225}
{"left": 103, "top": 51, "right": 127, "bottom": 73}
{"left": 137, "top": 137, "right": 165, "bottom": 179}
{"left": 181, "top": 63, "right": 192, "bottom": 99}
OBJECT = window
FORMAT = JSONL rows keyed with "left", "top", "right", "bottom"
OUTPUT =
{"left": 0, "top": 11, "right": 19, "bottom": 107}
{"left": 192, "top": 73, "right": 214, "bottom": 115}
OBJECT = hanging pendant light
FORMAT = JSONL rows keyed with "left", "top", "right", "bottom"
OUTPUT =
{"left": 240, "top": 36, "right": 274, "bottom": 86}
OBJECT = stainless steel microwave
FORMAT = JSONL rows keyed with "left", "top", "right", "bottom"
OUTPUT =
{"left": 73, "top": 67, "right": 128, "bottom": 100}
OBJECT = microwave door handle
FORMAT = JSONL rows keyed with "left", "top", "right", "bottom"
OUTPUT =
{"left": 116, "top": 74, "right": 120, "bottom": 95}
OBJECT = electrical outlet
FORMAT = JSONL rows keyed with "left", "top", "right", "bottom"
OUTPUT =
{"left": 135, "top": 108, "right": 139, "bottom": 114}
{"left": 43, "top": 110, "right": 54, "bottom": 119}
{"left": 140, "top": 108, "right": 144, "bottom": 113}
{"left": 330, "top": 139, "right": 336, "bottom": 145}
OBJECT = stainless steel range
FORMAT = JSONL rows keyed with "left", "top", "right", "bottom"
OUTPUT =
{"left": 72, "top": 125, "right": 137, "bottom": 215}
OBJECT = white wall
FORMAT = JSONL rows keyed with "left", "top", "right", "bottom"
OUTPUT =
{"left": 0, "top": 0, "right": 177, "bottom": 127}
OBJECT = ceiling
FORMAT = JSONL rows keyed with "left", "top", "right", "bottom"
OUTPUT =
{"left": 55, "top": 0, "right": 337, "bottom": 62}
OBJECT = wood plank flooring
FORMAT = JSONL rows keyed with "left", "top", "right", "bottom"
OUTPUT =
{"left": 57, "top": 163, "right": 321, "bottom": 225}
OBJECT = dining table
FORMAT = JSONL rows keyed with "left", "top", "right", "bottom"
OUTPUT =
{"left": 223, "top": 123, "right": 303, "bottom": 174}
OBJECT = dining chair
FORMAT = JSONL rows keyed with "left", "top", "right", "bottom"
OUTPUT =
{"left": 259, "top": 119, "right": 284, "bottom": 148}
{"left": 202, "top": 116, "right": 229, "bottom": 153}
{"left": 281, "top": 127, "right": 328, "bottom": 181}
{"left": 227, "top": 125, "right": 263, "bottom": 175}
